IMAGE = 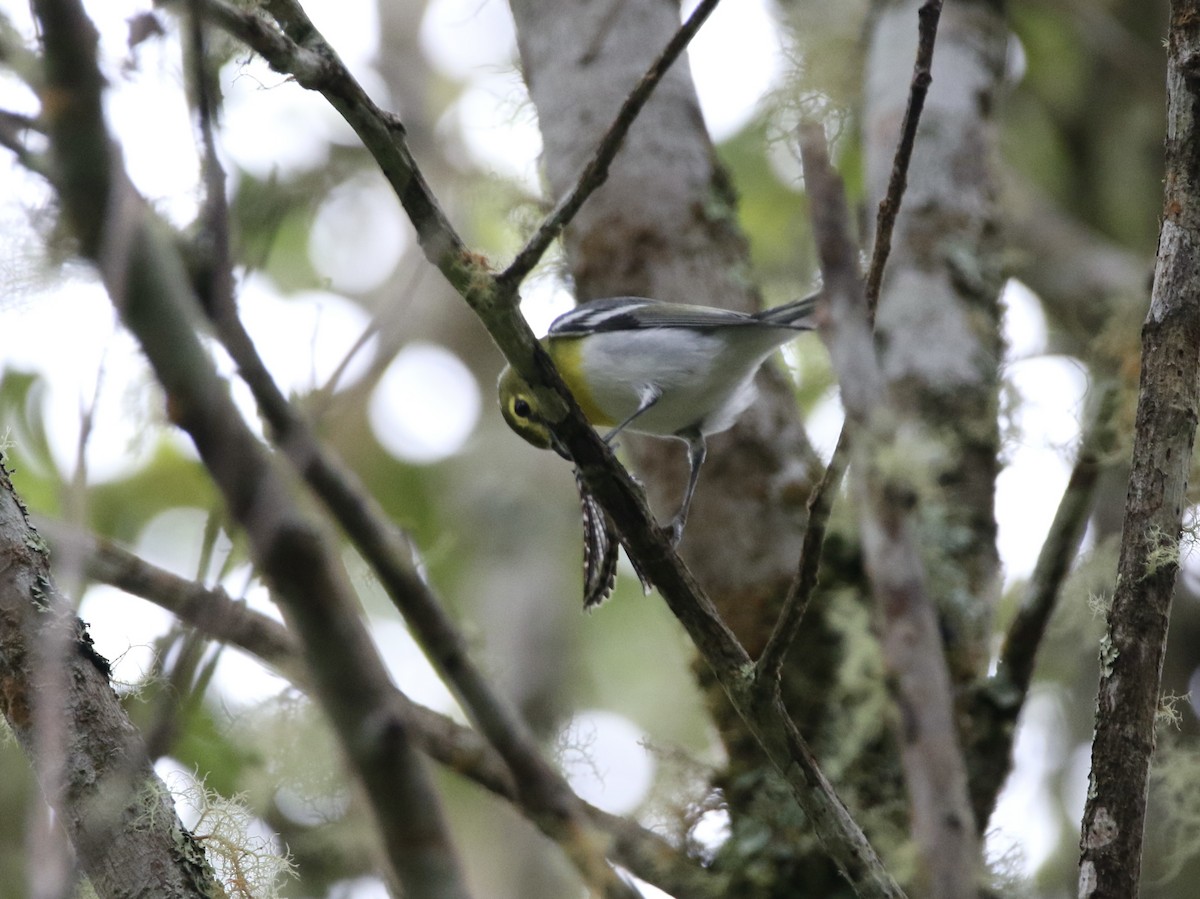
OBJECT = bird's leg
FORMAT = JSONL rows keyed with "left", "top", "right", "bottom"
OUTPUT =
{"left": 602, "top": 385, "right": 662, "bottom": 449}
{"left": 667, "top": 432, "right": 706, "bottom": 546}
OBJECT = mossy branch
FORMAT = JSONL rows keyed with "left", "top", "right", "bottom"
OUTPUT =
{"left": 1079, "top": 4, "right": 1200, "bottom": 893}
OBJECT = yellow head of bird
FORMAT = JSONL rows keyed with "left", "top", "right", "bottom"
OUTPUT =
{"left": 497, "top": 365, "right": 559, "bottom": 453}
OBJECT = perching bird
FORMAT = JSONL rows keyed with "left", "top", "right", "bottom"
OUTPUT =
{"left": 498, "top": 293, "right": 821, "bottom": 548}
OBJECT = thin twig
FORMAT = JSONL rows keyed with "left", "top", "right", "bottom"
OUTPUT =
{"left": 34, "top": 517, "right": 304, "bottom": 679}
{"left": 753, "top": 0, "right": 945, "bottom": 688}
{"left": 196, "top": 0, "right": 471, "bottom": 278}
{"left": 308, "top": 261, "right": 427, "bottom": 418}
{"left": 863, "top": 0, "right": 943, "bottom": 316}
{"left": 999, "top": 381, "right": 1119, "bottom": 694}
{"left": 186, "top": 0, "right": 234, "bottom": 318}
{"left": 753, "top": 428, "right": 848, "bottom": 689}
{"left": 499, "top": 0, "right": 724, "bottom": 289}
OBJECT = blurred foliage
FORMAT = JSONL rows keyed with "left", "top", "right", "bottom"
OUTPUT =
{"left": 0, "top": 0, "right": 1194, "bottom": 896}
{"left": 1006, "top": 0, "right": 1166, "bottom": 249}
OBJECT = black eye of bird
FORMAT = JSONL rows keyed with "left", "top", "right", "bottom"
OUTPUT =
{"left": 513, "top": 398, "right": 532, "bottom": 419}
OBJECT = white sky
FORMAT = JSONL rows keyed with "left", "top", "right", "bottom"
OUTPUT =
{"left": 0, "top": 0, "right": 1082, "bottom": 888}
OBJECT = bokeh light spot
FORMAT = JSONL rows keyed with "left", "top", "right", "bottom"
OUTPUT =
{"left": 368, "top": 342, "right": 481, "bottom": 464}
{"left": 560, "top": 709, "right": 654, "bottom": 815}
{"left": 308, "top": 174, "right": 410, "bottom": 294}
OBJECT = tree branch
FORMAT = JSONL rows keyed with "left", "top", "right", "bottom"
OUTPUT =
{"left": 1002, "top": 171, "right": 1149, "bottom": 361}
{"left": 799, "top": 120, "right": 979, "bottom": 899}
{"left": 498, "top": 0, "right": 723, "bottom": 288}
{"left": 34, "top": 517, "right": 304, "bottom": 680}
{"left": 1078, "top": 4, "right": 1200, "bottom": 894}
{"left": 193, "top": 0, "right": 478, "bottom": 289}
{"left": 1000, "top": 382, "right": 1120, "bottom": 696}
{"left": 0, "top": 109, "right": 52, "bottom": 180}
{"left": 965, "top": 380, "right": 1119, "bottom": 830}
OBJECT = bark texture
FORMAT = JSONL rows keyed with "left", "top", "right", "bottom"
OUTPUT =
{"left": 1078, "top": 3, "right": 1200, "bottom": 894}
{"left": 863, "top": 0, "right": 1007, "bottom": 684}
{"left": 0, "top": 462, "right": 227, "bottom": 899}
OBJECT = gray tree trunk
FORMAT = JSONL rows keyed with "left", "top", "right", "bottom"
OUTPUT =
{"left": 863, "top": 0, "right": 1007, "bottom": 689}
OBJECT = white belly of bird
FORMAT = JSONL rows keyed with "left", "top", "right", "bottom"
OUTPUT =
{"left": 578, "top": 328, "right": 787, "bottom": 437}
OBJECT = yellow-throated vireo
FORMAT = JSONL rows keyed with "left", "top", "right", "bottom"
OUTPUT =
{"left": 498, "top": 293, "right": 820, "bottom": 544}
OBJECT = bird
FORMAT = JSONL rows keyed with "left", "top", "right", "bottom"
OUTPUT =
{"left": 498, "top": 292, "right": 821, "bottom": 547}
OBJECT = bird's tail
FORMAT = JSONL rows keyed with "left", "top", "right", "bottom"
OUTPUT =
{"left": 753, "top": 291, "right": 821, "bottom": 330}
